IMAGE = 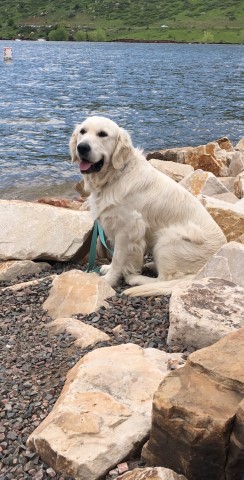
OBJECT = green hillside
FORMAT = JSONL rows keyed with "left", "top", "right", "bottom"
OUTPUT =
{"left": 0, "top": 0, "right": 244, "bottom": 43}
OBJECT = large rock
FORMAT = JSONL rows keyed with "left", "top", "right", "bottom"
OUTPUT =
{"left": 27, "top": 344, "right": 185, "bottom": 480}
{"left": 235, "top": 137, "right": 244, "bottom": 150}
{"left": 234, "top": 171, "right": 244, "bottom": 199}
{"left": 43, "top": 270, "right": 115, "bottom": 318}
{"left": 225, "top": 399, "right": 244, "bottom": 479}
{"left": 215, "top": 136, "right": 234, "bottom": 152}
{"left": 235, "top": 197, "right": 244, "bottom": 213}
{"left": 195, "top": 241, "right": 244, "bottom": 288}
{"left": 0, "top": 200, "right": 93, "bottom": 261}
{"left": 179, "top": 170, "right": 228, "bottom": 197}
{"left": 149, "top": 159, "right": 193, "bottom": 182}
{"left": 218, "top": 176, "right": 235, "bottom": 193}
{"left": 228, "top": 151, "right": 244, "bottom": 177}
{"left": 167, "top": 277, "right": 244, "bottom": 349}
{"left": 146, "top": 146, "right": 193, "bottom": 163}
{"left": 0, "top": 260, "right": 51, "bottom": 282}
{"left": 211, "top": 191, "right": 238, "bottom": 204}
{"left": 182, "top": 142, "right": 228, "bottom": 176}
{"left": 120, "top": 467, "right": 187, "bottom": 480}
{"left": 200, "top": 195, "right": 244, "bottom": 243}
{"left": 142, "top": 329, "right": 244, "bottom": 480}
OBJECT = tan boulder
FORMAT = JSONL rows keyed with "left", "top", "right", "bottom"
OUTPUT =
{"left": 179, "top": 170, "right": 228, "bottom": 197}
{"left": 200, "top": 195, "right": 244, "bottom": 243}
{"left": 167, "top": 277, "right": 244, "bottom": 349}
{"left": 225, "top": 398, "right": 244, "bottom": 479}
{"left": 0, "top": 200, "right": 93, "bottom": 261}
{"left": 27, "top": 344, "right": 185, "bottom": 480}
{"left": 234, "top": 171, "right": 244, "bottom": 199}
{"left": 120, "top": 467, "right": 187, "bottom": 480}
{"left": 149, "top": 159, "right": 193, "bottom": 182}
{"left": 0, "top": 260, "right": 51, "bottom": 282}
{"left": 142, "top": 329, "right": 244, "bottom": 480}
{"left": 228, "top": 151, "right": 244, "bottom": 177}
{"left": 235, "top": 197, "right": 244, "bottom": 213}
{"left": 146, "top": 146, "right": 193, "bottom": 163}
{"left": 183, "top": 142, "right": 228, "bottom": 176}
{"left": 195, "top": 241, "right": 244, "bottom": 288}
{"left": 235, "top": 137, "right": 244, "bottom": 150}
{"left": 211, "top": 191, "right": 238, "bottom": 203}
{"left": 218, "top": 176, "right": 235, "bottom": 193}
{"left": 47, "top": 317, "right": 110, "bottom": 348}
{"left": 43, "top": 270, "right": 115, "bottom": 318}
{"left": 215, "top": 136, "right": 234, "bottom": 152}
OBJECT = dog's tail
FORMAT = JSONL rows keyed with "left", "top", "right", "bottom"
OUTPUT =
{"left": 124, "top": 274, "right": 195, "bottom": 297}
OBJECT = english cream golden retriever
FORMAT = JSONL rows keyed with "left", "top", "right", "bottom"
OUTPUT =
{"left": 70, "top": 116, "right": 226, "bottom": 296}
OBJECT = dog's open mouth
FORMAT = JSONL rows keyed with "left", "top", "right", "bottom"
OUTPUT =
{"left": 79, "top": 157, "right": 104, "bottom": 174}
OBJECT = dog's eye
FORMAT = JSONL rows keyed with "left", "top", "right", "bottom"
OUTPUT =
{"left": 80, "top": 128, "right": 86, "bottom": 134}
{"left": 98, "top": 131, "right": 108, "bottom": 138}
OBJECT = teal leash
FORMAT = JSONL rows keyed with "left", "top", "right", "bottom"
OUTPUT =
{"left": 86, "top": 220, "right": 113, "bottom": 273}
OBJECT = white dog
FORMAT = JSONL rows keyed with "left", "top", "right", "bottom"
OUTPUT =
{"left": 70, "top": 116, "right": 226, "bottom": 296}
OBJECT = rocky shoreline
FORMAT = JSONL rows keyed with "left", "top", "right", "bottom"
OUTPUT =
{"left": 1, "top": 134, "right": 244, "bottom": 480}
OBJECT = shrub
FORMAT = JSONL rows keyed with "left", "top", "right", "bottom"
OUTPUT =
{"left": 7, "top": 18, "right": 15, "bottom": 27}
{"left": 87, "top": 28, "right": 106, "bottom": 41}
{"left": 48, "top": 26, "right": 68, "bottom": 41}
{"left": 202, "top": 30, "right": 214, "bottom": 43}
{"left": 75, "top": 30, "right": 86, "bottom": 41}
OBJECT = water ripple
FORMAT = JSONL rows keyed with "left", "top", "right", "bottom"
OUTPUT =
{"left": 0, "top": 40, "right": 243, "bottom": 198}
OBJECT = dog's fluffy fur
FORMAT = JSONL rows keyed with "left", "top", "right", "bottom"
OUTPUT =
{"left": 70, "top": 116, "right": 226, "bottom": 296}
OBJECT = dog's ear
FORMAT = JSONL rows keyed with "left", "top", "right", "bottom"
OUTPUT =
{"left": 69, "top": 126, "right": 79, "bottom": 163}
{"left": 112, "top": 127, "right": 133, "bottom": 170}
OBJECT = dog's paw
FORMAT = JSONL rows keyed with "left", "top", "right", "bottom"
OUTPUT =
{"left": 100, "top": 264, "right": 111, "bottom": 275}
{"left": 103, "top": 271, "right": 118, "bottom": 287}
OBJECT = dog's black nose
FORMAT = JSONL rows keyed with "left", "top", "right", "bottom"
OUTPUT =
{"left": 77, "top": 142, "right": 91, "bottom": 155}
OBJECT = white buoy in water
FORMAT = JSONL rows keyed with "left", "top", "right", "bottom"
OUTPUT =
{"left": 4, "top": 47, "right": 12, "bottom": 61}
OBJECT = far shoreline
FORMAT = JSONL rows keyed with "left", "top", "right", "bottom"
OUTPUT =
{"left": 0, "top": 37, "right": 243, "bottom": 45}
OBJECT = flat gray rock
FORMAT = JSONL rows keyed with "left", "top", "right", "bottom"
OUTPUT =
{"left": 168, "top": 277, "right": 244, "bottom": 349}
{"left": 0, "top": 259, "right": 51, "bottom": 281}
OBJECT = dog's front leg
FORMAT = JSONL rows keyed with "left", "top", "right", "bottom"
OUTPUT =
{"left": 102, "top": 216, "right": 146, "bottom": 287}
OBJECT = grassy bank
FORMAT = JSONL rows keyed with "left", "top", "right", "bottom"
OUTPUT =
{"left": 0, "top": 0, "right": 244, "bottom": 43}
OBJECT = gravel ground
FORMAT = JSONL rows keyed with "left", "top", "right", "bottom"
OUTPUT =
{"left": 0, "top": 261, "right": 190, "bottom": 480}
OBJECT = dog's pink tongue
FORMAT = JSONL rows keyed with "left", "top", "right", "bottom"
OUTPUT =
{"left": 80, "top": 161, "right": 91, "bottom": 172}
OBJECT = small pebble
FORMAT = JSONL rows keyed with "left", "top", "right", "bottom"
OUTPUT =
{"left": 46, "top": 467, "right": 57, "bottom": 477}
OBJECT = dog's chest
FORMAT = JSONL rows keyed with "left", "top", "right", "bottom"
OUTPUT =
{"left": 89, "top": 192, "right": 117, "bottom": 228}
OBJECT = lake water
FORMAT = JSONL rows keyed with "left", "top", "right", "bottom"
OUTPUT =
{"left": 0, "top": 40, "right": 243, "bottom": 200}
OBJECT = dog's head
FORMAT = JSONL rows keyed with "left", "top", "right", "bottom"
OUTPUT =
{"left": 69, "top": 116, "right": 133, "bottom": 175}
